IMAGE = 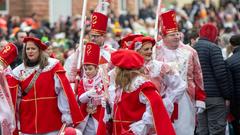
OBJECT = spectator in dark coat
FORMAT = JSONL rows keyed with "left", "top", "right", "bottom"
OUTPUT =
{"left": 226, "top": 34, "right": 240, "bottom": 134}
{"left": 10, "top": 30, "right": 27, "bottom": 69}
{"left": 194, "top": 23, "right": 233, "bottom": 135}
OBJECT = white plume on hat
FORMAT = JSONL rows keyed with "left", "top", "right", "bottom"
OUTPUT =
{"left": 95, "top": 1, "right": 110, "bottom": 15}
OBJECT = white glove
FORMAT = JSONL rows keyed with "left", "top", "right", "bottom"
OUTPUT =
{"left": 196, "top": 107, "right": 205, "bottom": 114}
{"left": 86, "top": 89, "right": 97, "bottom": 98}
{"left": 101, "top": 97, "right": 107, "bottom": 108}
{"left": 61, "top": 113, "right": 73, "bottom": 125}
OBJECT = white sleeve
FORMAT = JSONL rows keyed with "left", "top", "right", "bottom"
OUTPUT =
{"left": 64, "top": 49, "right": 80, "bottom": 82}
{"left": 163, "top": 72, "right": 186, "bottom": 103}
{"left": 79, "top": 92, "right": 91, "bottom": 103}
{"left": 129, "top": 93, "right": 153, "bottom": 135}
{"left": 54, "top": 74, "right": 73, "bottom": 124}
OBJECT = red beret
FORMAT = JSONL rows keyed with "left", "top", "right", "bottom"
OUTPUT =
{"left": 128, "top": 36, "right": 155, "bottom": 50}
{"left": 111, "top": 49, "right": 144, "bottom": 69}
{"left": 0, "top": 43, "right": 18, "bottom": 67}
{"left": 84, "top": 42, "right": 100, "bottom": 66}
{"left": 118, "top": 34, "right": 143, "bottom": 49}
{"left": 199, "top": 23, "right": 218, "bottom": 42}
{"left": 23, "top": 37, "right": 48, "bottom": 50}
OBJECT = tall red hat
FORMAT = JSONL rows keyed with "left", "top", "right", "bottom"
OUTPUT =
{"left": 23, "top": 37, "right": 48, "bottom": 50}
{"left": 199, "top": 23, "right": 218, "bottom": 42}
{"left": 128, "top": 36, "right": 155, "bottom": 51}
{"left": 159, "top": 10, "right": 178, "bottom": 36}
{"left": 0, "top": 43, "right": 18, "bottom": 67}
{"left": 84, "top": 42, "right": 100, "bottom": 66}
{"left": 118, "top": 34, "right": 143, "bottom": 49}
{"left": 111, "top": 49, "right": 144, "bottom": 69}
{"left": 90, "top": 1, "right": 109, "bottom": 35}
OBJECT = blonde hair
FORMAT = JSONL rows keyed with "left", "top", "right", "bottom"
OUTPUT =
{"left": 115, "top": 67, "right": 144, "bottom": 91}
{"left": 23, "top": 43, "right": 49, "bottom": 69}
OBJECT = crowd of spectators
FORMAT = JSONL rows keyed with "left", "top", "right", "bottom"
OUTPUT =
{"left": 0, "top": 0, "right": 239, "bottom": 64}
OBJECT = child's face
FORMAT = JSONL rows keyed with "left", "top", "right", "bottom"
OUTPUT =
{"left": 84, "top": 65, "right": 98, "bottom": 79}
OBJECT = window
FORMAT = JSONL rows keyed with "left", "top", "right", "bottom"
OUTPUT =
{"left": 119, "top": 0, "right": 127, "bottom": 14}
{"left": 136, "top": 0, "right": 144, "bottom": 15}
{"left": 0, "top": 0, "right": 9, "bottom": 14}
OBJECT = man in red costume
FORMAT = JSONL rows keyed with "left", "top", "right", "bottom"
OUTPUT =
{"left": 156, "top": 10, "right": 206, "bottom": 135}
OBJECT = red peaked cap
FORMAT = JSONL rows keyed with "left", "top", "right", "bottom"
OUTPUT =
{"left": 199, "top": 23, "right": 218, "bottom": 42}
{"left": 159, "top": 10, "right": 178, "bottom": 36}
{"left": 0, "top": 42, "right": 18, "bottom": 66}
{"left": 23, "top": 37, "right": 48, "bottom": 50}
{"left": 111, "top": 49, "right": 144, "bottom": 69}
{"left": 118, "top": 34, "right": 143, "bottom": 49}
{"left": 84, "top": 42, "right": 100, "bottom": 66}
{"left": 90, "top": 12, "right": 108, "bottom": 35}
{"left": 128, "top": 36, "right": 156, "bottom": 50}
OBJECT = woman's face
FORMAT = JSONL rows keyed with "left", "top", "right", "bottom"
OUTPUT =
{"left": 84, "top": 65, "right": 98, "bottom": 79}
{"left": 137, "top": 42, "right": 153, "bottom": 62}
{"left": 26, "top": 41, "right": 40, "bottom": 62}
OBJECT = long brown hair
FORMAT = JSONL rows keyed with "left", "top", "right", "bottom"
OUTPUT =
{"left": 23, "top": 43, "right": 48, "bottom": 69}
{"left": 115, "top": 67, "right": 144, "bottom": 91}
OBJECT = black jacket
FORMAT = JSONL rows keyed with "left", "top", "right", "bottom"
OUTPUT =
{"left": 226, "top": 47, "right": 240, "bottom": 104}
{"left": 194, "top": 38, "right": 232, "bottom": 99}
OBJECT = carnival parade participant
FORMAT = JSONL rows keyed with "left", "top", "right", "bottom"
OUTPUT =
{"left": 103, "top": 49, "right": 176, "bottom": 135}
{"left": 0, "top": 43, "right": 18, "bottom": 135}
{"left": 7, "top": 37, "right": 83, "bottom": 135}
{"left": 155, "top": 10, "right": 206, "bottom": 135}
{"left": 76, "top": 42, "right": 106, "bottom": 135}
{"left": 66, "top": 0, "right": 113, "bottom": 83}
{"left": 128, "top": 36, "right": 186, "bottom": 115}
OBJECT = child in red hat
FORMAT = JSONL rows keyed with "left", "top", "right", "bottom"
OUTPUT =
{"left": 102, "top": 49, "right": 176, "bottom": 135}
{"left": 76, "top": 42, "right": 106, "bottom": 135}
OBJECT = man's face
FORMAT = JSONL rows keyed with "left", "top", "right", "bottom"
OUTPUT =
{"left": 17, "top": 32, "right": 27, "bottom": 44}
{"left": 90, "top": 33, "right": 105, "bottom": 46}
{"left": 163, "top": 32, "right": 181, "bottom": 50}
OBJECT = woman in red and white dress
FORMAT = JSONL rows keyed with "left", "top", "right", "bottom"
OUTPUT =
{"left": 128, "top": 36, "right": 186, "bottom": 116}
{"left": 7, "top": 37, "right": 83, "bottom": 135}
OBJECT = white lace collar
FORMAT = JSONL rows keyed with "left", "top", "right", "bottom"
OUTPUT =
{"left": 128, "top": 76, "right": 150, "bottom": 92}
{"left": 12, "top": 58, "right": 59, "bottom": 81}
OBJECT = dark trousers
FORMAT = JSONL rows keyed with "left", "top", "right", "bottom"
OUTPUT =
{"left": 197, "top": 97, "right": 227, "bottom": 135}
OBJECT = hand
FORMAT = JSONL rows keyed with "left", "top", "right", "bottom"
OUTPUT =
{"left": 86, "top": 89, "right": 97, "bottom": 98}
{"left": 61, "top": 113, "right": 73, "bottom": 125}
{"left": 196, "top": 107, "right": 205, "bottom": 114}
{"left": 225, "top": 100, "right": 230, "bottom": 114}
